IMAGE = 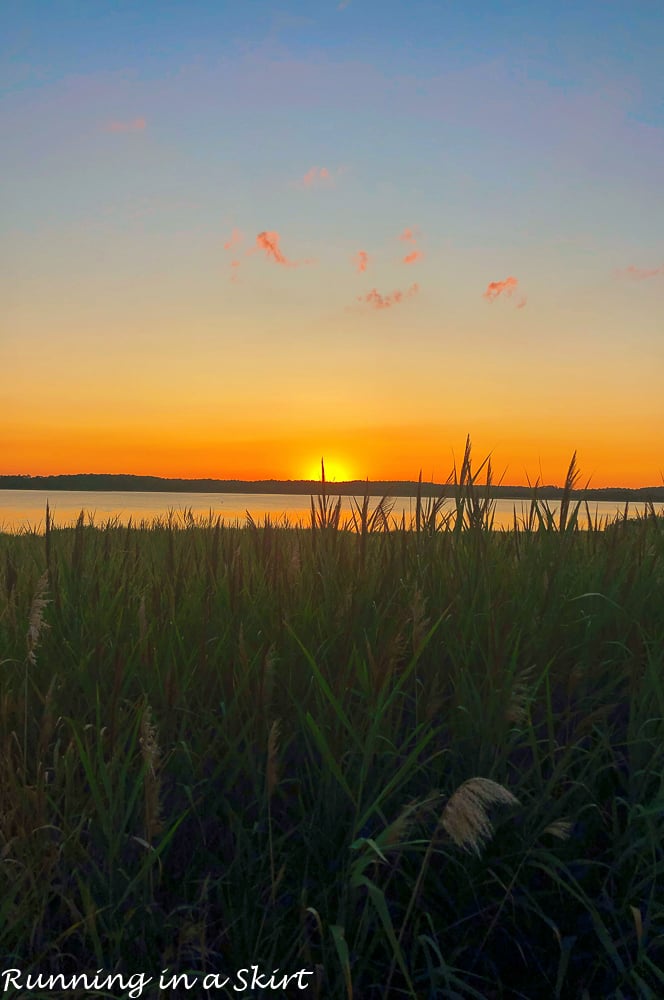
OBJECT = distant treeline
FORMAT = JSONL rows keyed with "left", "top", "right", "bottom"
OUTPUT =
{"left": 2, "top": 473, "right": 663, "bottom": 502}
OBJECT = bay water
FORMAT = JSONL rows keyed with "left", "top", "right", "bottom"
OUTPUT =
{"left": 0, "top": 489, "right": 653, "bottom": 534}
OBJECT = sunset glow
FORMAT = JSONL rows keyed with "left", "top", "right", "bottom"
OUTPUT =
{"left": 2, "top": 1, "right": 663, "bottom": 488}
{"left": 302, "top": 458, "right": 356, "bottom": 484}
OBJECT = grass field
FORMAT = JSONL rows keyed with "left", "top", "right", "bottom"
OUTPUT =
{"left": 1, "top": 448, "right": 663, "bottom": 998}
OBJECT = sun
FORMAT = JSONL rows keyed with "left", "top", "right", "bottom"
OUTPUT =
{"left": 303, "top": 456, "right": 354, "bottom": 483}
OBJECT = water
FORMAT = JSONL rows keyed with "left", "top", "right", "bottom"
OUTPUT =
{"left": 0, "top": 489, "right": 653, "bottom": 534}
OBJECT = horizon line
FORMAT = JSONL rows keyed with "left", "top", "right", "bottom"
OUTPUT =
{"left": 2, "top": 472, "right": 663, "bottom": 495}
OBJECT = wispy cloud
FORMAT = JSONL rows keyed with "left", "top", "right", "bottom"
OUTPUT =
{"left": 224, "top": 228, "right": 243, "bottom": 250}
{"left": 617, "top": 264, "right": 664, "bottom": 280}
{"left": 483, "top": 276, "right": 519, "bottom": 302}
{"left": 358, "top": 283, "right": 420, "bottom": 310}
{"left": 256, "top": 231, "right": 291, "bottom": 265}
{"left": 516, "top": 296, "right": 527, "bottom": 309}
{"left": 354, "top": 250, "right": 369, "bottom": 272}
{"left": 104, "top": 117, "right": 146, "bottom": 133}
{"left": 301, "top": 165, "right": 332, "bottom": 188}
{"left": 338, "top": 0, "right": 352, "bottom": 9}
{"left": 398, "top": 228, "right": 423, "bottom": 264}
{"left": 224, "top": 229, "right": 244, "bottom": 283}
{"left": 255, "top": 230, "right": 313, "bottom": 267}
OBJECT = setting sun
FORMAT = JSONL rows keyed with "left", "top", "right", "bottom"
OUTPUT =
{"left": 303, "top": 457, "right": 355, "bottom": 483}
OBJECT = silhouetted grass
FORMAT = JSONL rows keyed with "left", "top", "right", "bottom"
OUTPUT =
{"left": 1, "top": 443, "right": 663, "bottom": 998}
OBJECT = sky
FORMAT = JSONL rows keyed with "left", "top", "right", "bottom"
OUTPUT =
{"left": 2, "top": 0, "right": 663, "bottom": 487}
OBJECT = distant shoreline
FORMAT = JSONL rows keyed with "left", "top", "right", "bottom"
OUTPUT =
{"left": 1, "top": 474, "right": 663, "bottom": 503}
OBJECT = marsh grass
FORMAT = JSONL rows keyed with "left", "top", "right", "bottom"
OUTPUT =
{"left": 0, "top": 445, "right": 663, "bottom": 996}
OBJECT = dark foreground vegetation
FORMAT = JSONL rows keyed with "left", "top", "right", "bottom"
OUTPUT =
{"left": 1, "top": 448, "right": 663, "bottom": 998}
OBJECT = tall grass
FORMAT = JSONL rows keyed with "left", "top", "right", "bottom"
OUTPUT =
{"left": 0, "top": 446, "right": 663, "bottom": 997}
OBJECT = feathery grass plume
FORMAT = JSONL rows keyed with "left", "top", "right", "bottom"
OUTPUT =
{"left": 558, "top": 451, "right": 585, "bottom": 532}
{"left": 138, "top": 594, "right": 149, "bottom": 667}
{"left": 422, "top": 667, "right": 446, "bottom": 723}
{"left": 37, "top": 674, "right": 59, "bottom": 760}
{"left": 261, "top": 644, "right": 277, "bottom": 719}
{"left": 266, "top": 719, "right": 281, "bottom": 904}
{"left": 266, "top": 718, "right": 281, "bottom": 800}
{"left": 138, "top": 594, "right": 147, "bottom": 645}
{"left": 72, "top": 509, "right": 85, "bottom": 573}
{"left": 505, "top": 664, "right": 535, "bottom": 725}
{"left": 381, "top": 798, "right": 421, "bottom": 850}
{"left": 439, "top": 777, "right": 519, "bottom": 856}
{"left": 390, "top": 777, "right": 520, "bottom": 995}
{"left": 281, "top": 531, "right": 301, "bottom": 587}
{"left": 409, "top": 587, "right": 430, "bottom": 653}
{"left": 630, "top": 905, "right": 644, "bottom": 949}
{"left": 44, "top": 500, "right": 51, "bottom": 568}
{"left": 415, "top": 469, "right": 423, "bottom": 533}
{"left": 542, "top": 818, "right": 574, "bottom": 841}
{"left": 4, "top": 550, "right": 18, "bottom": 628}
{"left": 349, "top": 487, "right": 370, "bottom": 537}
{"left": 21, "top": 570, "right": 50, "bottom": 778}
{"left": 26, "top": 571, "right": 50, "bottom": 667}
{"left": 237, "top": 621, "right": 249, "bottom": 672}
{"left": 140, "top": 704, "right": 163, "bottom": 841}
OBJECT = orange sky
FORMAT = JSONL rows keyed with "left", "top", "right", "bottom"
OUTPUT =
{"left": 2, "top": 3, "right": 663, "bottom": 489}
{"left": 3, "top": 408, "right": 662, "bottom": 488}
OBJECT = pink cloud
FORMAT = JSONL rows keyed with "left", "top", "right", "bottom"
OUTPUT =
{"left": 104, "top": 117, "right": 146, "bottom": 133}
{"left": 483, "top": 276, "right": 519, "bottom": 302}
{"left": 255, "top": 230, "right": 315, "bottom": 267}
{"left": 354, "top": 250, "right": 369, "bottom": 272}
{"left": 618, "top": 264, "right": 664, "bottom": 280}
{"left": 358, "top": 283, "right": 420, "bottom": 310}
{"left": 302, "top": 165, "right": 332, "bottom": 188}
{"left": 399, "top": 227, "right": 418, "bottom": 244}
{"left": 403, "top": 250, "right": 423, "bottom": 265}
{"left": 516, "top": 296, "right": 527, "bottom": 309}
{"left": 224, "top": 228, "right": 243, "bottom": 250}
{"left": 255, "top": 230, "right": 290, "bottom": 265}
{"left": 241, "top": 230, "right": 313, "bottom": 269}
